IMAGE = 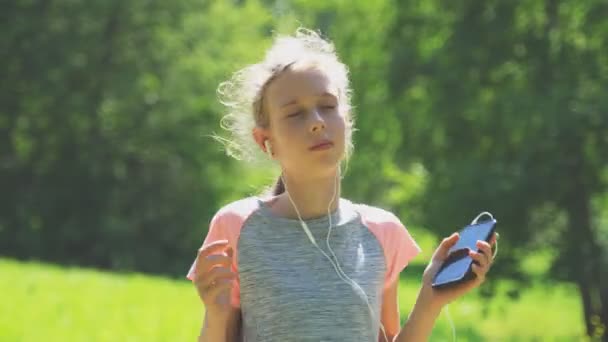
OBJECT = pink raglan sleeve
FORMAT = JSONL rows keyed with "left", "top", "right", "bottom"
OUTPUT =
{"left": 186, "top": 210, "right": 242, "bottom": 307}
{"left": 381, "top": 216, "right": 421, "bottom": 288}
{"left": 361, "top": 206, "right": 422, "bottom": 290}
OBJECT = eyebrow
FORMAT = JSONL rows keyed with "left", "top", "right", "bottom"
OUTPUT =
{"left": 280, "top": 92, "right": 338, "bottom": 109}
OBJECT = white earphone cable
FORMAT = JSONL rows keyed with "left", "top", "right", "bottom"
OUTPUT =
{"left": 281, "top": 168, "right": 388, "bottom": 342}
{"left": 441, "top": 210, "right": 498, "bottom": 342}
{"left": 323, "top": 169, "right": 389, "bottom": 342}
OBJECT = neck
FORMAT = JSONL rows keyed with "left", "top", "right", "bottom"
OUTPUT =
{"left": 274, "top": 168, "right": 341, "bottom": 220}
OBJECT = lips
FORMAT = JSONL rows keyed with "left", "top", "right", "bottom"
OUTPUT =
{"left": 309, "top": 139, "right": 334, "bottom": 151}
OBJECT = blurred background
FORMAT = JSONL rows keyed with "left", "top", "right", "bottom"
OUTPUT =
{"left": 2, "top": 0, "right": 607, "bottom": 341}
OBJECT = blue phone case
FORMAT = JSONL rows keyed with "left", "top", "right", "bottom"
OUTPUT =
{"left": 432, "top": 219, "right": 497, "bottom": 289}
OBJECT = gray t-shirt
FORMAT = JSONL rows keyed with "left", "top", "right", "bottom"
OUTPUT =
{"left": 187, "top": 196, "right": 420, "bottom": 341}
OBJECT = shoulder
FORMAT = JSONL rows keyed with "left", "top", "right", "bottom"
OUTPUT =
{"left": 351, "top": 201, "right": 420, "bottom": 252}
{"left": 352, "top": 202, "right": 403, "bottom": 228}
{"left": 351, "top": 202, "right": 421, "bottom": 287}
{"left": 214, "top": 196, "right": 261, "bottom": 219}
{"left": 202, "top": 197, "right": 262, "bottom": 249}
{"left": 209, "top": 196, "right": 262, "bottom": 231}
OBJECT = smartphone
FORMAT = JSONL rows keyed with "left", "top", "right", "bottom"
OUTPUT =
{"left": 432, "top": 218, "right": 497, "bottom": 289}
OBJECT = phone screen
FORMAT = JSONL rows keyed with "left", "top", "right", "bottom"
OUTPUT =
{"left": 449, "top": 220, "right": 495, "bottom": 254}
{"left": 433, "top": 249, "right": 473, "bottom": 285}
{"left": 433, "top": 219, "right": 496, "bottom": 287}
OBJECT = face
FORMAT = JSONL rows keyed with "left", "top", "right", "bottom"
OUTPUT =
{"left": 255, "top": 65, "right": 347, "bottom": 179}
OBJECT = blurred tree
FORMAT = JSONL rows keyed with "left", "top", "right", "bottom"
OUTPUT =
{"left": 0, "top": 0, "right": 272, "bottom": 276}
{"left": 388, "top": 0, "right": 608, "bottom": 337}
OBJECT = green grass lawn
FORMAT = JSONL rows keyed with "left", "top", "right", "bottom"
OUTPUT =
{"left": 0, "top": 258, "right": 585, "bottom": 341}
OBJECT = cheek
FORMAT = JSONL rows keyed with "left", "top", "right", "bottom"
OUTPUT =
{"left": 273, "top": 124, "right": 301, "bottom": 153}
{"left": 332, "top": 114, "right": 347, "bottom": 143}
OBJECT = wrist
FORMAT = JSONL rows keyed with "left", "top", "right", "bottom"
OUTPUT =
{"left": 395, "top": 287, "right": 443, "bottom": 342}
{"left": 417, "top": 285, "right": 444, "bottom": 314}
{"left": 205, "top": 307, "right": 231, "bottom": 322}
{"left": 199, "top": 309, "right": 229, "bottom": 342}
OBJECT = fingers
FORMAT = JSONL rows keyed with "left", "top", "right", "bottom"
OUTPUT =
{"left": 194, "top": 241, "right": 233, "bottom": 274}
{"left": 197, "top": 253, "right": 233, "bottom": 273}
{"left": 477, "top": 240, "right": 492, "bottom": 254}
{"left": 193, "top": 240, "right": 234, "bottom": 282}
{"left": 469, "top": 250, "right": 489, "bottom": 269}
{"left": 433, "top": 232, "right": 460, "bottom": 261}
{"left": 470, "top": 240, "right": 493, "bottom": 280}
{"left": 489, "top": 232, "right": 498, "bottom": 246}
{"left": 476, "top": 240, "right": 493, "bottom": 263}
{"left": 204, "top": 278, "right": 234, "bottom": 304}
{"left": 197, "top": 267, "right": 235, "bottom": 289}
{"left": 197, "top": 240, "right": 230, "bottom": 257}
{"left": 471, "top": 263, "right": 486, "bottom": 283}
{"left": 190, "top": 240, "right": 237, "bottom": 308}
{"left": 196, "top": 267, "right": 236, "bottom": 303}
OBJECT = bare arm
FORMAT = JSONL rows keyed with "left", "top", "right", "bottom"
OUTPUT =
{"left": 198, "top": 307, "right": 242, "bottom": 342}
{"left": 394, "top": 232, "right": 497, "bottom": 342}
{"left": 378, "top": 280, "right": 400, "bottom": 342}
{"left": 192, "top": 240, "right": 241, "bottom": 342}
{"left": 379, "top": 279, "right": 440, "bottom": 342}
{"left": 393, "top": 288, "right": 441, "bottom": 342}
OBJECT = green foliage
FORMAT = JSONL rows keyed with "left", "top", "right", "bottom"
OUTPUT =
{"left": 387, "top": 0, "right": 608, "bottom": 334}
{"left": 0, "top": 0, "right": 273, "bottom": 275}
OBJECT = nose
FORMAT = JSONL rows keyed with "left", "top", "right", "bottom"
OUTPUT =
{"left": 309, "top": 109, "right": 325, "bottom": 132}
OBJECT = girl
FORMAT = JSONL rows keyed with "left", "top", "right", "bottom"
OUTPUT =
{"left": 187, "top": 28, "right": 496, "bottom": 342}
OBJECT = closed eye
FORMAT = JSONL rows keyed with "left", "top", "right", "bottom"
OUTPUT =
{"left": 287, "top": 110, "right": 303, "bottom": 118}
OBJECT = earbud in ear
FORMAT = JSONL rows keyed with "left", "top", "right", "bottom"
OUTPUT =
{"left": 264, "top": 140, "right": 272, "bottom": 156}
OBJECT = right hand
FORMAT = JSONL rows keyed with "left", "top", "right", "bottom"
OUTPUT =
{"left": 420, "top": 232, "right": 497, "bottom": 309}
{"left": 192, "top": 240, "right": 236, "bottom": 315}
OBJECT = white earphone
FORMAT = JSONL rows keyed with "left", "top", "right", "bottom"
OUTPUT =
{"left": 264, "top": 139, "right": 272, "bottom": 155}
{"left": 262, "top": 141, "right": 388, "bottom": 342}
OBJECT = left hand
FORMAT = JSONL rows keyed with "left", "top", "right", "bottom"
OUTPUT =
{"left": 419, "top": 232, "right": 497, "bottom": 309}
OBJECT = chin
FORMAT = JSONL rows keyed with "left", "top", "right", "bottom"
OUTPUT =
{"left": 313, "top": 155, "right": 343, "bottom": 174}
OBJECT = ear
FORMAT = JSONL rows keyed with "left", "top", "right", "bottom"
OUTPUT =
{"left": 252, "top": 127, "right": 271, "bottom": 154}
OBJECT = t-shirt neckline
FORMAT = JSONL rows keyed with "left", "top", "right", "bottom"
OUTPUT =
{"left": 255, "top": 196, "right": 355, "bottom": 227}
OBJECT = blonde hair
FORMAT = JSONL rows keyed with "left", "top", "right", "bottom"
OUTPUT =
{"left": 215, "top": 28, "right": 355, "bottom": 166}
